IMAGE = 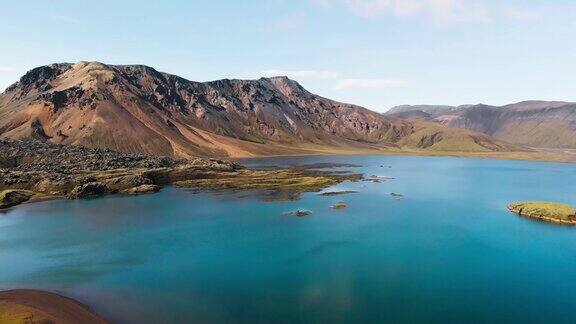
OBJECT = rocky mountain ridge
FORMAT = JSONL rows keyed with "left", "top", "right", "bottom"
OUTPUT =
{"left": 0, "top": 61, "right": 520, "bottom": 157}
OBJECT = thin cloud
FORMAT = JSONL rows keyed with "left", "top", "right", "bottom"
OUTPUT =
{"left": 0, "top": 66, "right": 16, "bottom": 72}
{"left": 271, "top": 11, "right": 309, "bottom": 30}
{"left": 50, "top": 14, "right": 83, "bottom": 25}
{"left": 335, "top": 78, "right": 406, "bottom": 90}
{"left": 500, "top": 5, "right": 539, "bottom": 20}
{"left": 344, "top": 0, "right": 422, "bottom": 17}
{"left": 317, "top": 0, "right": 538, "bottom": 24}
{"left": 259, "top": 69, "right": 341, "bottom": 80}
{"left": 256, "top": 69, "right": 405, "bottom": 92}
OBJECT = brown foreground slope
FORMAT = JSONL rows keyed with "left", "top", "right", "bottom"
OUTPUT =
{"left": 0, "top": 62, "right": 523, "bottom": 158}
{"left": 0, "top": 289, "right": 107, "bottom": 324}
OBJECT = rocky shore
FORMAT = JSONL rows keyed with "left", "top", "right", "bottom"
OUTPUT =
{"left": 0, "top": 139, "right": 362, "bottom": 209}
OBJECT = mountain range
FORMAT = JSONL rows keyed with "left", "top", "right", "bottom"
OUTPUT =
{"left": 387, "top": 101, "right": 576, "bottom": 149}
{"left": 0, "top": 61, "right": 522, "bottom": 158}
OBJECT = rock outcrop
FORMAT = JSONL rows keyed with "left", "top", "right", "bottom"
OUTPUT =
{"left": 68, "top": 182, "right": 110, "bottom": 199}
{"left": 0, "top": 190, "right": 34, "bottom": 209}
{"left": 122, "top": 184, "right": 161, "bottom": 195}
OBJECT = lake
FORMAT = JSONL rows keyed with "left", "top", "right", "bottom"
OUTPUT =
{"left": 1, "top": 155, "right": 576, "bottom": 323}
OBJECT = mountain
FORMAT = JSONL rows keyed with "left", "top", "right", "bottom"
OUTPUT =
{"left": 0, "top": 62, "right": 520, "bottom": 158}
{"left": 389, "top": 104, "right": 460, "bottom": 115}
{"left": 387, "top": 101, "right": 576, "bottom": 149}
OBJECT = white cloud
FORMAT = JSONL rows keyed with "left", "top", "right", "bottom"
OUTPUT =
{"left": 259, "top": 69, "right": 341, "bottom": 80}
{"left": 256, "top": 69, "right": 405, "bottom": 92}
{"left": 0, "top": 66, "right": 16, "bottom": 73}
{"left": 317, "top": 0, "right": 538, "bottom": 24}
{"left": 271, "top": 11, "right": 309, "bottom": 30}
{"left": 425, "top": 0, "right": 490, "bottom": 24}
{"left": 335, "top": 78, "right": 406, "bottom": 90}
{"left": 50, "top": 14, "right": 82, "bottom": 25}
{"left": 500, "top": 5, "right": 539, "bottom": 20}
{"left": 344, "top": 0, "right": 421, "bottom": 17}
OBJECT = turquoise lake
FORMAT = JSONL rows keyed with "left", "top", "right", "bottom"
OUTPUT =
{"left": 1, "top": 155, "right": 576, "bottom": 323}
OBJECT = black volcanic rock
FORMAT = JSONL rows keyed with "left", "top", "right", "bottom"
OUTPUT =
{"left": 0, "top": 139, "right": 180, "bottom": 172}
{"left": 68, "top": 182, "right": 110, "bottom": 199}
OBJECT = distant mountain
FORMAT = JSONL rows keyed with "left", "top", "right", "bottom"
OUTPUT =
{"left": 387, "top": 101, "right": 576, "bottom": 148}
{"left": 0, "top": 62, "right": 520, "bottom": 158}
{"left": 388, "top": 104, "right": 461, "bottom": 115}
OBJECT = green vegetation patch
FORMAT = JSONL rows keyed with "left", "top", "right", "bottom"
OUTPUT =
{"left": 174, "top": 170, "right": 362, "bottom": 193}
{"left": 331, "top": 201, "right": 347, "bottom": 209}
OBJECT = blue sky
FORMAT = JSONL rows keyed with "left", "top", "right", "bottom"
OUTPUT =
{"left": 1, "top": 0, "right": 575, "bottom": 111}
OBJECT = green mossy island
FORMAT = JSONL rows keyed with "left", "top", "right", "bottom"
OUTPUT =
{"left": 331, "top": 201, "right": 347, "bottom": 209}
{"left": 508, "top": 201, "right": 576, "bottom": 225}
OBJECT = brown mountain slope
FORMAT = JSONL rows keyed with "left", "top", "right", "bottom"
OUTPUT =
{"left": 387, "top": 101, "right": 576, "bottom": 149}
{"left": 0, "top": 61, "right": 521, "bottom": 158}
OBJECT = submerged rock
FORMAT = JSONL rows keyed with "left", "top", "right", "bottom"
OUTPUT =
{"left": 331, "top": 201, "right": 347, "bottom": 209}
{"left": 390, "top": 193, "right": 404, "bottom": 199}
{"left": 286, "top": 209, "right": 313, "bottom": 217}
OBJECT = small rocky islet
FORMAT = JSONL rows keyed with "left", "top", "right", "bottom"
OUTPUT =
{"left": 508, "top": 201, "right": 576, "bottom": 225}
{"left": 331, "top": 201, "right": 347, "bottom": 209}
{"left": 285, "top": 209, "right": 313, "bottom": 217}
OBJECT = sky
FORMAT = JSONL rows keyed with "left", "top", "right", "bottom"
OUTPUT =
{"left": 1, "top": 0, "right": 575, "bottom": 112}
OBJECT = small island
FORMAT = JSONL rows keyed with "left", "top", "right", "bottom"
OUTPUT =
{"left": 508, "top": 201, "right": 576, "bottom": 225}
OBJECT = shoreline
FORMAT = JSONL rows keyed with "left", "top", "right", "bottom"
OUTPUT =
{"left": 1, "top": 167, "right": 364, "bottom": 211}
{"left": 3, "top": 149, "right": 575, "bottom": 212}
{"left": 233, "top": 148, "right": 576, "bottom": 164}
{"left": 0, "top": 289, "right": 108, "bottom": 323}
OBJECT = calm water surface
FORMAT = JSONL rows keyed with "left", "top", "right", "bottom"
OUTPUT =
{"left": 1, "top": 155, "right": 576, "bottom": 323}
